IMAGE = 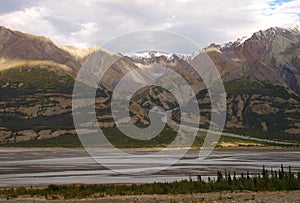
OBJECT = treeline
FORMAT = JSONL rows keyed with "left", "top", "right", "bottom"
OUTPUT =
{"left": 1, "top": 165, "right": 299, "bottom": 200}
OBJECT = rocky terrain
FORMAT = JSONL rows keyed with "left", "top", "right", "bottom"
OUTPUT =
{"left": 0, "top": 26, "right": 299, "bottom": 145}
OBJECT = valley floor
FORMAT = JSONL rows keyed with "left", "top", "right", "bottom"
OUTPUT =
{"left": 1, "top": 190, "right": 300, "bottom": 203}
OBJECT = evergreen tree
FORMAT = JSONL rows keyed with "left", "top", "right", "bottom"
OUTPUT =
{"left": 227, "top": 171, "right": 232, "bottom": 183}
{"left": 197, "top": 175, "right": 202, "bottom": 182}
{"left": 217, "top": 171, "right": 223, "bottom": 182}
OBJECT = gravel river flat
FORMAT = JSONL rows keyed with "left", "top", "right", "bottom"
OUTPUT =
{"left": 0, "top": 147, "right": 299, "bottom": 186}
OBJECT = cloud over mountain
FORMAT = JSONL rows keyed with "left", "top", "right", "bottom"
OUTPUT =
{"left": 0, "top": 0, "right": 299, "bottom": 51}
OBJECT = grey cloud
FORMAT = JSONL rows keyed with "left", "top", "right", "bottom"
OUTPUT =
{"left": 103, "top": 30, "right": 200, "bottom": 53}
{"left": 43, "top": 16, "right": 81, "bottom": 33}
{"left": 0, "top": 0, "right": 35, "bottom": 14}
{"left": 168, "top": 24, "right": 232, "bottom": 48}
{"left": 96, "top": 1, "right": 172, "bottom": 26}
{"left": 0, "top": 0, "right": 299, "bottom": 52}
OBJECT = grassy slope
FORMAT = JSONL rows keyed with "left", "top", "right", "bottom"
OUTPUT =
{"left": 0, "top": 66, "right": 299, "bottom": 147}
{"left": 0, "top": 65, "right": 75, "bottom": 134}
{"left": 223, "top": 79, "right": 299, "bottom": 142}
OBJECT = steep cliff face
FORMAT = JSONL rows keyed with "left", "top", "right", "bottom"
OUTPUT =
{"left": 233, "top": 27, "right": 300, "bottom": 63}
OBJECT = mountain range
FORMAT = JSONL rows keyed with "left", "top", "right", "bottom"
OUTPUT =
{"left": 0, "top": 26, "right": 299, "bottom": 146}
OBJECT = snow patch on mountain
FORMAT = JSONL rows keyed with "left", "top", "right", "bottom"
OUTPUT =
{"left": 123, "top": 50, "right": 201, "bottom": 61}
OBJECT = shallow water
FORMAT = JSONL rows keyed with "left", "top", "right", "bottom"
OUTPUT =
{"left": 0, "top": 148, "right": 299, "bottom": 186}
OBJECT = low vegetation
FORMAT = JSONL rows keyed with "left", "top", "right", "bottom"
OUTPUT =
{"left": 1, "top": 165, "right": 299, "bottom": 200}
{"left": 1, "top": 127, "right": 278, "bottom": 148}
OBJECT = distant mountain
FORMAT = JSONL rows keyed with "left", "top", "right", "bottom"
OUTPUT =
{"left": 213, "top": 27, "right": 300, "bottom": 93}
{"left": 0, "top": 26, "right": 82, "bottom": 75}
{"left": 0, "top": 26, "right": 299, "bottom": 146}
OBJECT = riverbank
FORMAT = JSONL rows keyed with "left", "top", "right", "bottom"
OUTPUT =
{"left": 0, "top": 145, "right": 299, "bottom": 152}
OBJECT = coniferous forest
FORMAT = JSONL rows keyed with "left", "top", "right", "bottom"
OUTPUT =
{"left": 1, "top": 165, "right": 299, "bottom": 200}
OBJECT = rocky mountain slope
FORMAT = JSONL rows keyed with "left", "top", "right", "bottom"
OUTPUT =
{"left": 0, "top": 27, "right": 81, "bottom": 80}
{"left": 219, "top": 27, "right": 300, "bottom": 93}
{"left": 0, "top": 26, "right": 299, "bottom": 145}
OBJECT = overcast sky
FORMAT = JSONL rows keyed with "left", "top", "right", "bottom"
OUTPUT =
{"left": 0, "top": 0, "right": 299, "bottom": 53}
